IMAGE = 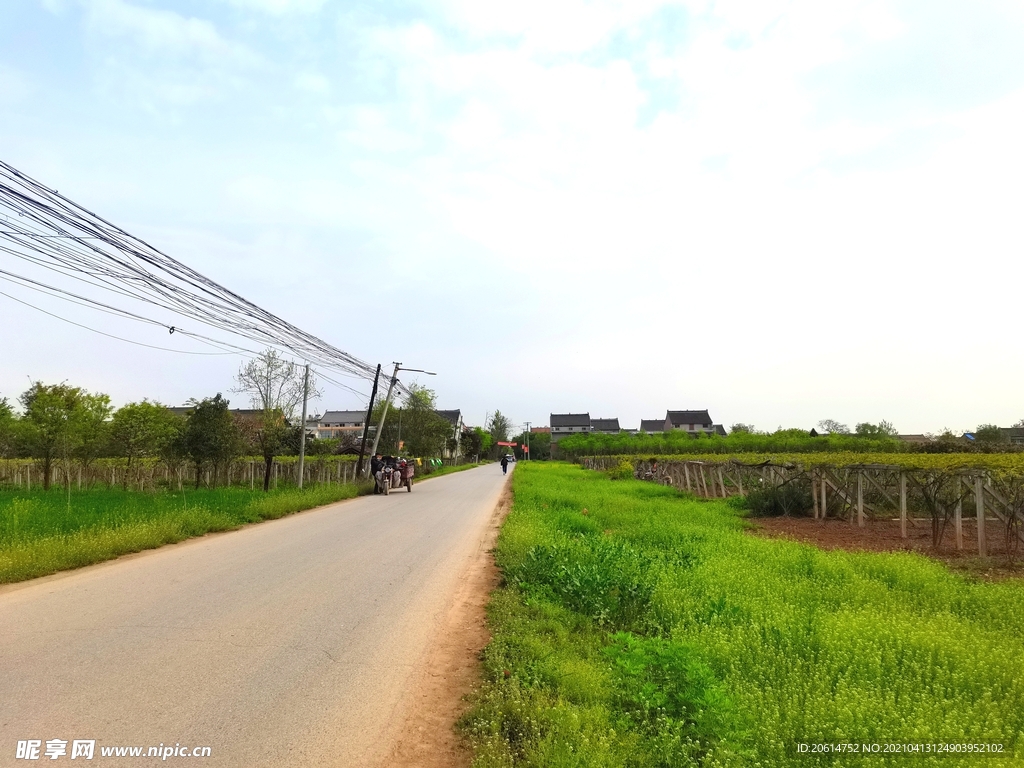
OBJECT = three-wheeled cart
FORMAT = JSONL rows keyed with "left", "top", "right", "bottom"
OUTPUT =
{"left": 399, "top": 462, "right": 414, "bottom": 492}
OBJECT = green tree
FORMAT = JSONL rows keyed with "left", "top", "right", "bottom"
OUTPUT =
{"left": 488, "top": 410, "right": 512, "bottom": 444}
{"left": 854, "top": 420, "right": 898, "bottom": 438}
{"left": 18, "top": 382, "right": 112, "bottom": 490}
{"left": 512, "top": 429, "right": 550, "bottom": 460}
{"left": 730, "top": 423, "right": 755, "bottom": 434}
{"left": 237, "top": 409, "right": 288, "bottom": 491}
{"left": 109, "top": 401, "right": 180, "bottom": 487}
{"left": 461, "top": 427, "right": 492, "bottom": 461}
{"left": 178, "top": 394, "right": 242, "bottom": 488}
{"left": 974, "top": 424, "right": 1007, "bottom": 444}
{"left": 400, "top": 385, "right": 452, "bottom": 457}
{"left": 0, "top": 397, "right": 17, "bottom": 460}
{"left": 370, "top": 386, "right": 452, "bottom": 458}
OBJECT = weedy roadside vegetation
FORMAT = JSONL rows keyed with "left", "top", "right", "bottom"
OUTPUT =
{"left": 462, "top": 462, "right": 1024, "bottom": 766}
{"left": 0, "top": 460, "right": 487, "bottom": 584}
{"left": 0, "top": 482, "right": 368, "bottom": 583}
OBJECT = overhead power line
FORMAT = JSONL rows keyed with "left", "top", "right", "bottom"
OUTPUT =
{"left": 0, "top": 160, "right": 407, "bottom": 395}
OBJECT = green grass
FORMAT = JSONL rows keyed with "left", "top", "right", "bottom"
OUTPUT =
{"left": 0, "top": 482, "right": 369, "bottom": 584}
{"left": 462, "top": 462, "right": 1024, "bottom": 767}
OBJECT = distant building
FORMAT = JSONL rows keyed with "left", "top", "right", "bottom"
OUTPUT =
{"left": 591, "top": 418, "right": 621, "bottom": 434}
{"left": 639, "top": 419, "right": 665, "bottom": 433}
{"left": 436, "top": 409, "right": 464, "bottom": 457}
{"left": 665, "top": 410, "right": 715, "bottom": 433}
{"left": 550, "top": 413, "right": 591, "bottom": 450}
{"left": 317, "top": 410, "right": 366, "bottom": 439}
{"left": 898, "top": 434, "right": 934, "bottom": 445}
{"left": 1001, "top": 428, "right": 1024, "bottom": 445}
{"left": 531, "top": 426, "right": 551, "bottom": 434}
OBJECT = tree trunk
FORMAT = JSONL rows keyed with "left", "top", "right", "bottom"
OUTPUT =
{"left": 263, "top": 456, "right": 273, "bottom": 492}
{"left": 195, "top": 462, "right": 202, "bottom": 490}
{"left": 43, "top": 455, "right": 53, "bottom": 491}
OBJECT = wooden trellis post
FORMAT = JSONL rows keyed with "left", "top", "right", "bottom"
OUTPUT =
{"left": 717, "top": 467, "right": 726, "bottom": 497}
{"left": 955, "top": 496, "right": 963, "bottom": 551}
{"left": 683, "top": 464, "right": 692, "bottom": 492}
{"left": 820, "top": 475, "right": 827, "bottom": 520}
{"left": 857, "top": 471, "right": 865, "bottom": 527}
{"left": 975, "top": 476, "right": 986, "bottom": 556}
{"left": 900, "top": 472, "right": 907, "bottom": 538}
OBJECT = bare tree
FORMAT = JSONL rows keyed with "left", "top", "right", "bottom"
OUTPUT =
{"left": 232, "top": 349, "right": 322, "bottom": 421}
{"left": 817, "top": 419, "right": 850, "bottom": 435}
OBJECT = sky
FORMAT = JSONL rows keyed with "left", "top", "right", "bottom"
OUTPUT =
{"left": 1, "top": 0, "right": 1023, "bottom": 435}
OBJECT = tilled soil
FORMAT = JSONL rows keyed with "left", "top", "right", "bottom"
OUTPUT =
{"left": 750, "top": 515, "right": 1024, "bottom": 579}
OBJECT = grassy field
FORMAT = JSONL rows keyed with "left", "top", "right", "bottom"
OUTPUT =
{"left": 463, "top": 462, "right": 1024, "bottom": 766}
{"left": 0, "top": 482, "right": 368, "bottom": 584}
{"left": 0, "top": 460, "right": 487, "bottom": 584}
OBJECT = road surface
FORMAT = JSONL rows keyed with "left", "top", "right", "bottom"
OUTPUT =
{"left": 0, "top": 463, "right": 510, "bottom": 767}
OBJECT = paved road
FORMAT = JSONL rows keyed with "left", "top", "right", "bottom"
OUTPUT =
{"left": 0, "top": 464, "right": 510, "bottom": 767}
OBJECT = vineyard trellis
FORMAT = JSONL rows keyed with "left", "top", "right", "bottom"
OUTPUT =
{"left": 0, "top": 456, "right": 361, "bottom": 493}
{"left": 580, "top": 456, "right": 1024, "bottom": 559}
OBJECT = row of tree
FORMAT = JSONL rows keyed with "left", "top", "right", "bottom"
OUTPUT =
{"left": 0, "top": 384, "right": 299, "bottom": 491}
{"left": 0, "top": 350, "right": 530, "bottom": 492}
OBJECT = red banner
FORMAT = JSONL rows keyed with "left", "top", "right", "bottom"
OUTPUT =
{"left": 497, "top": 441, "right": 517, "bottom": 446}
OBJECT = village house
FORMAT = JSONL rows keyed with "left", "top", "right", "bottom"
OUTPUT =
{"left": 665, "top": 410, "right": 715, "bottom": 433}
{"left": 436, "top": 409, "right": 464, "bottom": 457}
{"left": 590, "top": 418, "right": 621, "bottom": 434}
{"left": 316, "top": 410, "right": 366, "bottom": 440}
{"left": 550, "top": 413, "right": 591, "bottom": 447}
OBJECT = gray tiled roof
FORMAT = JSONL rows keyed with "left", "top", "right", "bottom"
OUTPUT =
{"left": 320, "top": 410, "right": 366, "bottom": 426}
{"left": 640, "top": 419, "right": 665, "bottom": 432}
{"left": 436, "top": 409, "right": 462, "bottom": 426}
{"left": 591, "top": 418, "right": 620, "bottom": 432}
{"left": 551, "top": 413, "right": 591, "bottom": 428}
{"left": 666, "top": 410, "right": 712, "bottom": 427}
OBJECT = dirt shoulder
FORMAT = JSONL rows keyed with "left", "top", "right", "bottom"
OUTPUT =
{"left": 382, "top": 478, "right": 512, "bottom": 767}
{"left": 749, "top": 515, "right": 1024, "bottom": 580}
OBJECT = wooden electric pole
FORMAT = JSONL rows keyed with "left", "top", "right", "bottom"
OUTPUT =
{"left": 356, "top": 364, "right": 381, "bottom": 478}
{"left": 297, "top": 363, "right": 310, "bottom": 489}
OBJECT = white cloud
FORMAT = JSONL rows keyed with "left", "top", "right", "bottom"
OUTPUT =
{"left": 85, "top": 0, "right": 262, "bottom": 68}
{"left": 7, "top": 0, "right": 1024, "bottom": 430}
{"left": 0, "top": 65, "right": 32, "bottom": 105}
{"left": 221, "top": 0, "right": 326, "bottom": 14}
{"left": 294, "top": 71, "right": 331, "bottom": 94}
{"left": 39, "top": 0, "right": 72, "bottom": 14}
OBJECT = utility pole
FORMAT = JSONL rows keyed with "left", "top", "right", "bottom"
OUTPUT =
{"left": 297, "top": 363, "right": 310, "bottom": 489}
{"left": 368, "top": 363, "right": 401, "bottom": 460}
{"left": 524, "top": 421, "right": 531, "bottom": 460}
{"left": 356, "top": 364, "right": 381, "bottom": 477}
{"left": 368, "top": 362, "right": 437, "bottom": 462}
